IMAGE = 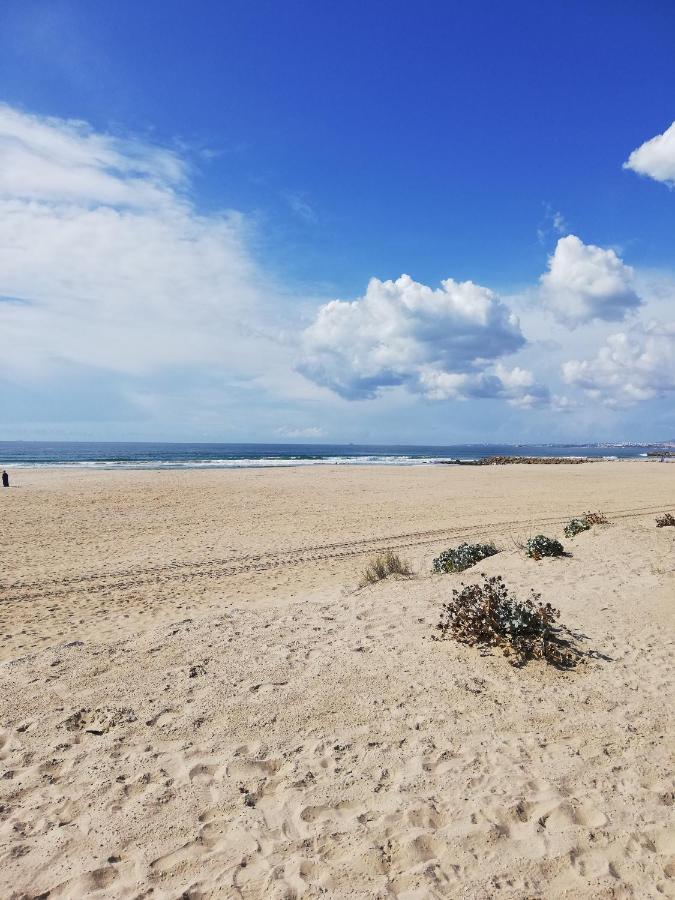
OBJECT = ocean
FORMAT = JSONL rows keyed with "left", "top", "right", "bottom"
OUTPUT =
{"left": 0, "top": 441, "right": 661, "bottom": 469}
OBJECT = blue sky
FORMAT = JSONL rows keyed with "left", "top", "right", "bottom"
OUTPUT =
{"left": 0, "top": 0, "right": 674, "bottom": 443}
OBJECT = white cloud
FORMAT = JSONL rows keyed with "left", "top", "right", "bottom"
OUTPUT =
{"left": 274, "top": 425, "right": 325, "bottom": 438}
{"left": 284, "top": 191, "right": 317, "bottom": 223}
{"left": 0, "top": 104, "right": 554, "bottom": 436}
{"left": 417, "top": 363, "right": 548, "bottom": 408}
{"left": 552, "top": 211, "right": 566, "bottom": 233}
{"left": 539, "top": 234, "right": 641, "bottom": 326}
{"left": 493, "top": 363, "right": 549, "bottom": 408}
{"left": 551, "top": 394, "right": 578, "bottom": 413}
{"left": 10, "top": 101, "right": 674, "bottom": 438}
{"left": 297, "top": 273, "right": 546, "bottom": 404}
{"left": 562, "top": 321, "right": 675, "bottom": 407}
{"left": 0, "top": 103, "right": 186, "bottom": 207}
{"left": 623, "top": 121, "right": 675, "bottom": 187}
{"left": 0, "top": 103, "right": 284, "bottom": 384}
{"left": 537, "top": 204, "right": 568, "bottom": 244}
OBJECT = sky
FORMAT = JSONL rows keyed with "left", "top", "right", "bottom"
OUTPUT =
{"left": 0, "top": 0, "right": 674, "bottom": 444}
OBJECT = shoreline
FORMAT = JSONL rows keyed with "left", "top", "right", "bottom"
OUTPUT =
{"left": 1, "top": 455, "right": 656, "bottom": 472}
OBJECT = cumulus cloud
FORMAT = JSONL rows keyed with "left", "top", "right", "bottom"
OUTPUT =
{"left": 0, "top": 103, "right": 281, "bottom": 383}
{"left": 623, "top": 121, "right": 675, "bottom": 187}
{"left": 417, "top": 363, "right": 548, "bottom": 408}
{"left": 539, "top": 235, "right": 641, "bottom": 326}
{"left": 297, "top": 273, "right": 547, "bottom": 405}
{"left": 493, "top": 363, "right": 550, "bottom": 408}
{"left": 562, "top": 321, "right": 675, "bottom": 407}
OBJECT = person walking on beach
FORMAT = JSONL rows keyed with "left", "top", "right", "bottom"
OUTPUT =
{"left": 2, "top": 470, "right": 8, "bottom": 488}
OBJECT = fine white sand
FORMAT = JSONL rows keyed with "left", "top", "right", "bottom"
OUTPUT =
{"left": 1, "top": 463, "right": 674, "bottom": 898}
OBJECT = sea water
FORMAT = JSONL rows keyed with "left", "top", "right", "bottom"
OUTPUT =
{"left": 0, "top": 441, "right": 658, "bottom": 469}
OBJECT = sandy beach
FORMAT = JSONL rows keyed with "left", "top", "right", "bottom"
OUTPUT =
{"left": 1, "top": 462, "right": 674, "bottom": 898}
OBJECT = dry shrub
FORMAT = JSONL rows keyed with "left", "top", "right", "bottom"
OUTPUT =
{"left": 435, "top": 574, "right": 576, "bottom": 667}
{"left": 584, "top": 510, "right": 608, "bottom": 525}
{"left": 656, "top": 512, "right": 675, "bottom": 528}
{"left": 360, "top": 550, "right": 412, "bottom": 585}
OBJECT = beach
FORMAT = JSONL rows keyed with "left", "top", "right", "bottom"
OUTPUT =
{"left": 1, "top": 462, "right": 674, "bottom": 898}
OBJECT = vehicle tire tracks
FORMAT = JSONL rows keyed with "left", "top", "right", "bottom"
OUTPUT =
{"left": 1, "top": 502, "right": 672, "bottom": 604}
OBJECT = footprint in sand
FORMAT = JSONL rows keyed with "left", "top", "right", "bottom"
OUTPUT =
{"left": 0, "top": 730, "right": 13, "bottom": 761}
{"left": 543, "top": 800, "right": 608, "bottom": 830}
{"left": 63, "top": 707, "right": 136, "bottom": 737}
{"left": 145, "top": 707, "right": 176, "bottom": 728}
{"left": 188, "top": 762, "right": 221, "bottom": 784}
{"left": 299, "top": 799, "right": 363, "bottom": 825}
{"left": 150, "top": 841, "right": 202, "bottom": 875}
{"left": 48, "top": 864, "right": 120, "bottom": 897}
{"left": 226, "top": 757, "right": 280, "bottom": 779}
{"left": 54, "top": 798, "right": 77, "bottom": 826}
{"left": 406, "top": 803, "right": 444, "bottom": 830}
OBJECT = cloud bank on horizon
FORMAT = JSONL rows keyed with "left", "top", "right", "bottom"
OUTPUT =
{"left": 1, "top": 103, "right": 674, "bottom": 440}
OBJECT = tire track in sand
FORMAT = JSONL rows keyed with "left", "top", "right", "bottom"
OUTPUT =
{"left": 1, "top": 501, "right": 672, "bottom": 604}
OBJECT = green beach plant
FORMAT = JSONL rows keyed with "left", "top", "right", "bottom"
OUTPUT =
{"left": 435, "top": 574, "right": 576, "bottom": 667}
{"left": 432, "top": 542, "right": 498, "bottom": 574}
{"left": 564, "top": 510, "right": 608, "bottom": 537}
{"left": 524, "top": 534, "right": 564, "bottom": 559}
{"left": 564, "top": 517, "right": 590, "bottom": 538}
